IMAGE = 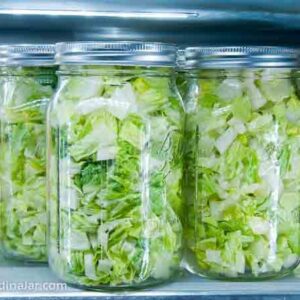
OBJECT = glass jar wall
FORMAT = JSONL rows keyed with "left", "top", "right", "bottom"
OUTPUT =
{"left": 0, "top": 45, "right": 57, "bottom": 262}
{"left": 182, "top": 47, "right": 300, "bottom": 280}
{"left": 47, "top": 42, "right": 184, "bottom": 289}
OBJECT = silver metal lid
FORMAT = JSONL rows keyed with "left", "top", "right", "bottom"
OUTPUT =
{"left": 55, "top": 42, "right": 177, "bottom": 67}
{"left": 0, "top": 44, "right": 55, "bottom": 66}
{"left": 183, "top": 46, "right": 300, "bottom": 69}
{"left": 183, "top": 47, "right": 250, "bottom": 69}
{"left": 249, "top": 47, "right": 299, "bottom": 68}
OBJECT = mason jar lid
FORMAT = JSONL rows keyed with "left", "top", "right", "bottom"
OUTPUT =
{"left": 0, "top": 44, "right": 55, "bottom": 66}
{"left": 55, "top": 41, "right": 177, "bottom": 67}
{"left": 183, "top": 47, "right": 250, "bottom": 69}
{"left": 183, "top": 46, "right": 300, "bottom": 69}
{"left": 249, "top": 47, "right": 299, "bottom": 68}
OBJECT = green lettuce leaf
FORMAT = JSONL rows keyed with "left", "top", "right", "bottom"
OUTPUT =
{"left": 184, "top": 68, "right": 300, "bottom": 278}
{"left": 1, "top": 66, "right": 57, "bottom": 261}
{"left": 48, "top": 67, "right": 184, "bottom": 287}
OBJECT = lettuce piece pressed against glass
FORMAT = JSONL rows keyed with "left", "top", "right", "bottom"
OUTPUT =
{"left": 0, "top": 67, "right": 57, "bottom": 261}
{"left": 48, "top": 67, "right": 184, "bottom": 287}
{"left": 184, "top": 69, "right": 300, "bottom": 278}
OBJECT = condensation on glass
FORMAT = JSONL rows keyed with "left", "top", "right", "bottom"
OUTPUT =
{"left": 0, "top": 45, "right": 57, "bottom": 262}
{"left": 47, "top": 42, "right": 184, "bottom": 289}
{"left": 182, "top": 47, "right": 300, "bottom": 280}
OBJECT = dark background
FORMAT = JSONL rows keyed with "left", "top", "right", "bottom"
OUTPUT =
{"left": 0, "top": 0, "right": 299, "bottom": 46}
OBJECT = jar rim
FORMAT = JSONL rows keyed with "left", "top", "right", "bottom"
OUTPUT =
{"left": 0, "top": 44, "right": 55, "bottom": 66}
{"left": 181, "top": 46, "right": 300, "bottom": 69}
{"left": 55, "top": 41, "right": 178, "bottom": 67}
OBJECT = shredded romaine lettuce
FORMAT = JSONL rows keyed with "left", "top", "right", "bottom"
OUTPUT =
{"left": 184, "top": 69, "right": 300, "bottom": 278}
{"left": 48, "top": 67, "right": 184, "bottom": 287}
{"left": 0, "top": 67, "right": 57, "bottom": 261}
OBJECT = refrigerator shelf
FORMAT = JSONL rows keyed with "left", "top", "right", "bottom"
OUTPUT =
{"left": 1, "top": 255, "right": 300, "bottom": 299}
{"left": 0, "top": 0, "right": 300, "bottom": 46}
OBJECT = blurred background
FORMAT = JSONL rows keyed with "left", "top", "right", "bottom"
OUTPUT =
{"left": 0, "top": 0, "right": 300, "bottom": 46}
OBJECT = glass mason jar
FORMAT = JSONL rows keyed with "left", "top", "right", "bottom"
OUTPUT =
{"left": 182, "top": 47, "right": 300, "bottom": 280}
{"left": 0, "top": 45, "right": 57, "bottom": 262}
{"left": 47, "top": 42, "right": 184, "bottom": 289}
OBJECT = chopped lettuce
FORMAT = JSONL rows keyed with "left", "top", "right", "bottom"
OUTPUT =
{"left": 184, "top": 69, "right": 300, "bottom": 278}
{"left": 48, "top": 67, "right": 184, "bottom": 287}
{"left": 0, "top": 67, "right": 57, "bottom": 261}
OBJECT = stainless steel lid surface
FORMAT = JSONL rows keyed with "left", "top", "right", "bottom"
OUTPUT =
{"left": 55, "top": 41, "right": 177, "bottom": 67}
{"left": 0, "top": 44, "right": 55, "bottom": 66}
